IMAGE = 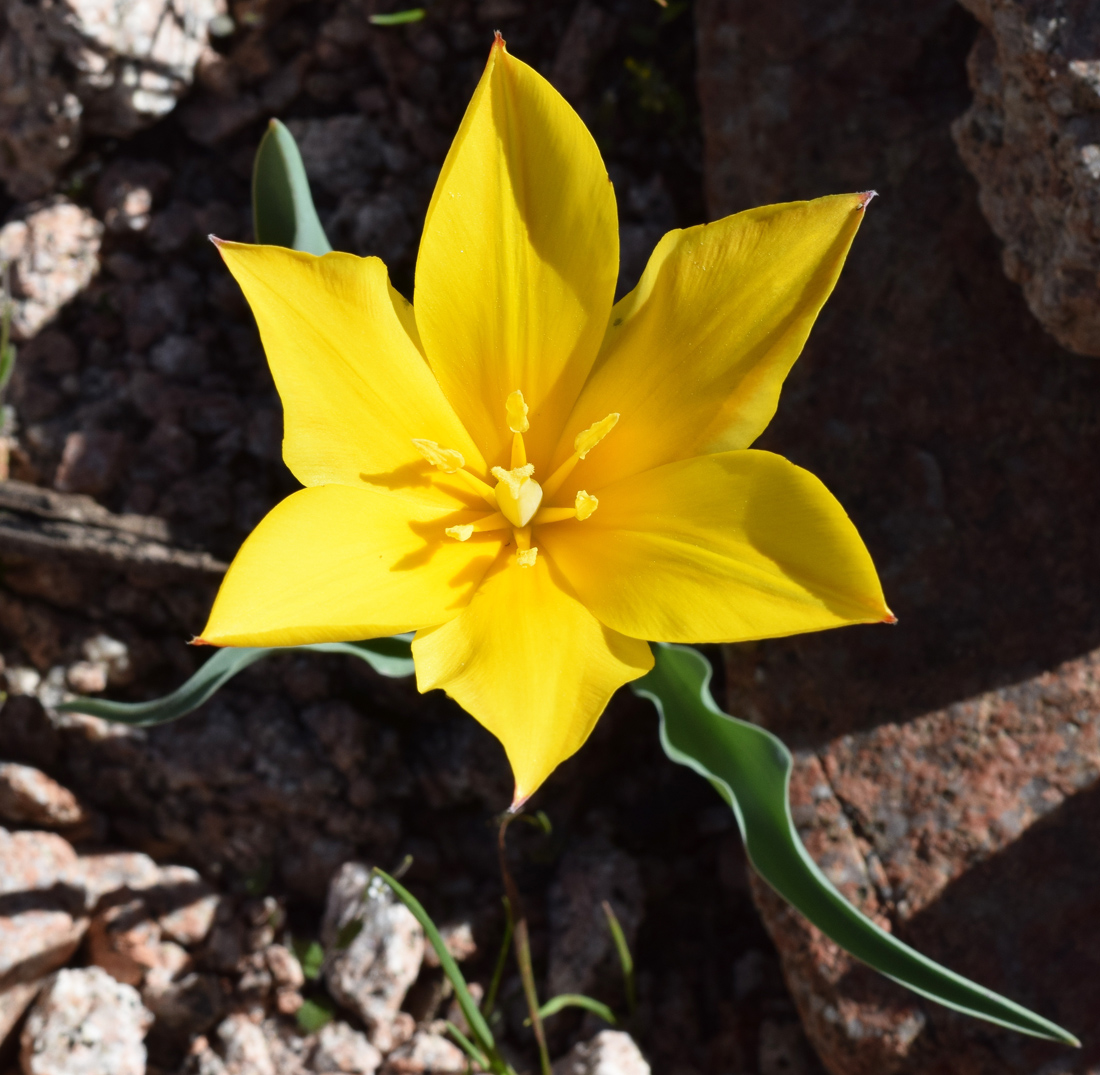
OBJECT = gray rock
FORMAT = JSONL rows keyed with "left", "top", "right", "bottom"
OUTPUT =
{"left": 551, "top": 1031, "right": 650, "bottom": 1075}
{"left": 0, "top": 199, "right": 102, "bottom": 340}
{"left": 953, "top": 0, "right": 1100, "bottom": 355}
{"left": 310, "top": 1020, "right": 382, "bottom": 1075}
{"left": 381, "top": 1031, "right": 466, "bottom": 1075}
{"left": 216, "top": 1014, "right": 276, "bottom": 1075}
{"left": 20, "top": 966, "right": 152, "bottom": 1075}
{"left": 322, "top": 863, "right": 424, "bottom": 1051}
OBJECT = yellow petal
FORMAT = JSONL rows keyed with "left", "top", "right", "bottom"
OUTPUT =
{"left": 414, "top": 36, "right": 618, "bottom": 470}
{"left": 537, "top": 450, "right": 890, "bottom": 643}
{"left": 411, "top": 552, "right": 653, "bottom": 803}
{"left": 216, "top": 241, "right": 484, "bottom": 494}
{"left": 200, "top": 484, "right": 504, "bottom": 647}
{"left": 554, "top": 194, "right": 871, "bottom": 489}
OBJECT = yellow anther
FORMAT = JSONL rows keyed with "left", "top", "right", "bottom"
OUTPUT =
{"left": 445, "top": 512, "right": 510, "bottom": 541}
{"left": 412, "top": 438, "right": 465, "bottom": 473}
{"left": 575, "top": 490, "right": 598, "bottom": 520}
{"left": 506, "top": 390, "right": 530, "bottom": 433}
{"left": 446, "top": 524, "right": 474, "bottom": 541}
{"left": 574, "top": 413, "right": 619, "bottom": 459}
{"left": 516, "top": 547, "right": 538, "bottom": 568}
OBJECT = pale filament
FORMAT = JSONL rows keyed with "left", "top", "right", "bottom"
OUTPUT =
{"left": 415, "top": 392, "right": 617, "bottom": 567}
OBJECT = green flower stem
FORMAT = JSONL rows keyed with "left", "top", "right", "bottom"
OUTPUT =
{"left": 497, "top": 815, "right": 552, "bottom": 1075}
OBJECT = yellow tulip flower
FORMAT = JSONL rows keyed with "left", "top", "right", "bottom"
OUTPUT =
{"left": 199, "top": 35, "right": 892, "bottom": 804}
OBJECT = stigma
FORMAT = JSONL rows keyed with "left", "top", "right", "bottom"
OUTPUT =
{"left": 415, "top": 389, "right": 618, "bottom": 568}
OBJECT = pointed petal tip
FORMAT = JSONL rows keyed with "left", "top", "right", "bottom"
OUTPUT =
{"left": 857, "top": 190, "right": 878, "bottom": 211}
{"left": 881, "top": 610, "right": 898, "bottom": 625}
{"left": 189, "top": 636, "right": 213, "bottom": 646}
{"left": 509, "top": 788, "right": 531, "bottom": 813}
{"left": 492, "top": 29, "right": 506, "bottom": 51}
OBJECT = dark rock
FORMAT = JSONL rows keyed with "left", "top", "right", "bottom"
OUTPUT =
{"left": 953, "top": 0, "right": 1100, "bottom": 356}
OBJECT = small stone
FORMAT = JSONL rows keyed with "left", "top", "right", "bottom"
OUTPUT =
{"left": 551, "top": 1031, "right": 650, "bottom": 1075}
{"left": 310, "top": 1020, "right": 382, "bottom": 1074}
{"left": 421, "top": 922, "right": 476, "bottom": 969}
{"left": 0, "top": 827, "right": 78, "bottom": 895}
{"left": 81, "top": 634, "right": 132, "bottom": 686}
{"left": 65, "top": 661, "right": 109, "bottom": 695}
{"left": 382, "top": 1030, "right": 466, "bottom": 1075}
{"left": 0, "top": 763, "right": 86, "bottom": 828}
{"left": 216, "top": 1013, "right": 276, "bottom": 1075}
{"left": 265, "top": 944, "right": 305, "bottom": 990}
{"left": 88, "top": 897, "right": 191, "bottom": 986}
{"left": 158, "top": 889, "right": 220, "bottom": 948}
{"left": 65, "top": 850, "right": 162, "bottom": 911}
{"left": 321, "top": 864, "right": 424, "bottom": 1042}
{"left": 0, "top": 199, "right": 102, "bottom": 339}
{"left": 20, "top": 966, "right": 152, "bottom": 1075}
{"left": 53, "top": 430, "right": 127, "bottom": 496}
{"left": 94, "top": 159, "right": 172, "bottom": 232}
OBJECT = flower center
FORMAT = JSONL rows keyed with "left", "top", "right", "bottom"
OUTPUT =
{"left": 413, "top": 391, "right": 618, "bottom": 567}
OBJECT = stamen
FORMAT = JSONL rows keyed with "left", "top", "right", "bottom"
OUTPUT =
{"left": 413, "top": 438, "right": 464, "bottom": 473}
{"left": 532, "top": 506, "right": 577, "bottom": 525}
{"left": 542, "top": 412, "right": 619, "bottom": 498}
{"left": 575, "top": 490, "right": 598, "bottom": 520}
{"left": 445, "top": 512, "right": 510, "bottom": 541}
{"left": 411, "top": 437, "right": 497, "bottom": 506}
{"left": 506, "top": 390, "right": 529, "bottom": 433}
{"left": 514, "top": 525, "right": 538, "bottom": 567}
{"left": 574, "top": 413, "right": 619, "bottom": 459}
{"left": 511, "top": 433, "right": 527, "bottom": 469}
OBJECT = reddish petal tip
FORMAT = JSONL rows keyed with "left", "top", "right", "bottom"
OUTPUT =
{"left": 509, "top": 789, "right": 530, "bottom": 813}
{"left": 493, "top": 30, "right": 506, "bottom": 50}
{"left": 881, "top": 610, "right": 898, "bottom": 625}
{"left": 189, "top": 636, "right": 212, "bottom": 646}
{"left": 857, "top": 190, "right": 878, "bottom": 211}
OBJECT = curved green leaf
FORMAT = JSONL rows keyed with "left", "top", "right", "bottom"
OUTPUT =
{"left": 58, "top": 637, "right": 414, "bottom": 726}
{"left": 252, "top": 118, "right": 332, "bottom": 255}
{"left": 373, "top": 868, "right": 500, "bottom": 1065}
{"left": 632, "top": 643, "right": 1079, "bottom": 1047}
{"left": 535, "top": 993, "right": 616, "bottom": 1025}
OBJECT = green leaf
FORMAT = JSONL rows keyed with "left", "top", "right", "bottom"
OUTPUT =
{"left": 296, "top": 996, "right": 334, "bottom": 1033}
{"left": 601, "top": 900, "right": 635, "bottom": 1016}
{"left": 292, "top": 939, "right": 325, "bottom": 982}
{"left": 533, "top": 993, "right": 616, "bottom": 1025}
{"left": 373, "top": 869, "right": 499, "bottom": 1063}
{"left": 632, "top": 643, "right": 1080, "bottom": 1047}
{"left": 58, "top": 637, "right": 414, "bottom": 726}
{"left": 369, "top": 8, "right": 425, "bottom": 24}
{"left": 252, "top": 118, "right": 333, "bottom": 255}
{"left": 444, "top": 1021, "right": 491, "bottom": 1072}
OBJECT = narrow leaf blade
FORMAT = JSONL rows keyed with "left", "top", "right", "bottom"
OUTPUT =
{"left": 536, "top": 993, "right": 616, "bottom": 1025}
{"left": 59, "top": 637, "right": 414, "bottom": 726}
{"left": 252, "top": 118, "right": 333, "bottom": 255}
{"left": 632, "top": 643, "right": 1079, "bottom": 1047}
{"left": 373, "top": 868, "right": 497, "bottom": 1057}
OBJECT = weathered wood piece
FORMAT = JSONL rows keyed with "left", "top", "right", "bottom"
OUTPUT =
{"left": 0, "top": 480, "right": 226, "bottom": 578}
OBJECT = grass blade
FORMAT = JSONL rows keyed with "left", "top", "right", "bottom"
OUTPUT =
{"left": 444, "top": 1021, "right": 491, "bottom": 1071}
{"left": 535, "top": 993, "right": 616, "bottom": 1025}
{"left": 372, "top": 869, "right": 498, "bottom": 1060}
{"left": 632, "top": 643, "right": 1079, "bottom": 1046}
{"left": 601, "top": 900, "right": 635, "bottom": 1016}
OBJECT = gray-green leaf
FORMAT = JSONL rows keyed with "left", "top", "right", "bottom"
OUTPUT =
{"left": 58, "top": 637, "right": 413, "bottom": 726}
{"left": 632, "top": 643, "right": 1078, "bottom": 1046}
{"left": 251, "top": 118, "right": 333, "bottom": 255}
